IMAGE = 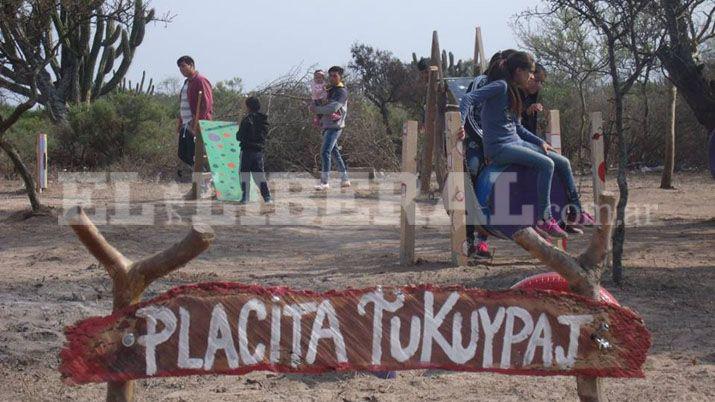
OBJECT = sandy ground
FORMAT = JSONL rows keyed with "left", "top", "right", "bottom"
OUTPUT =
{"left": 0, "top": 171, "right": 713, "bottom": 401}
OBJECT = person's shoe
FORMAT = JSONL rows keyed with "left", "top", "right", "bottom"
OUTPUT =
{"left": 567, "top": 211, "right": 597, "bottom": 227}
{"left": 340, "top": 179, "right": 351, "bottom": 188}
{"left": 238, "top": 197, "right": 248, "bottom": 205}
{"left": 314, "top": 182, "right": 330, "bottom": 191}
{"left": 264, "top": 198, "right": 274, "bottom": 205}
{"left": 564, "top": 225, "right": 584, "bottom": 235}
{"left": 535, "top": 218, "right": 569, "bottom": 239}
{"left": 474, "top": 240, "right": 491, "bottom": 258}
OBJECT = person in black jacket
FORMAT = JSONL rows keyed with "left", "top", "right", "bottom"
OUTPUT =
{"left": 236, "top": 97, "right": 272, "bottom": 204}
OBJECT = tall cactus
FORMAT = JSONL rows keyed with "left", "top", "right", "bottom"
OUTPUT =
{"left": 48, "top": 1, "right": 154, "bottom": 105}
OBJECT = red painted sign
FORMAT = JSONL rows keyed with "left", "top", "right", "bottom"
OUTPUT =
{"left": 60, "top": 283, "right": 650, "bottom": 385}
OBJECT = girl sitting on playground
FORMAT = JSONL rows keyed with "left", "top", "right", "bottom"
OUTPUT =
{"left": 458, "top": 50, "right": 595, "bottom": 239}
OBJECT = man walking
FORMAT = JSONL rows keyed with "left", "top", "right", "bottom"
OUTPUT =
{"left": 311, "top": 66, "right": 350, "bottom": 190}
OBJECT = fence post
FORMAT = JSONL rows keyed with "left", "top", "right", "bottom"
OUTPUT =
{"left": 400, "top": 121, "right": 419, "bottom": 266}
{"left": 445, "top": 111, "right": 468, "bottom": 266}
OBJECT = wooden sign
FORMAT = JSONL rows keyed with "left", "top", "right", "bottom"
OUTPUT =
{"left": 60, "top": 283, "right": 650, "bottom": 385}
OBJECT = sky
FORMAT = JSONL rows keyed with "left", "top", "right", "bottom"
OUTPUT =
{"left": 126, "top": 0, "right": 536, "bottom": 91}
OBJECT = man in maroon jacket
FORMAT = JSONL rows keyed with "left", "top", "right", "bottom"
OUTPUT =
{"left": 176, "top": 55, "right": 213, "bottom": 168}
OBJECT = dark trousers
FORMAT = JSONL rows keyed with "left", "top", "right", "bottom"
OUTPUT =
{"left": 239, "top": 149, "right": 271, "bottom": 202}
{"left": 178, "top": 125, "right": 195, "bottom": 166}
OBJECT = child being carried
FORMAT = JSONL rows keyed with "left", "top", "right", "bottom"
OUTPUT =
{"left": 310, "top": 69, "right": 341, "bottom": 127}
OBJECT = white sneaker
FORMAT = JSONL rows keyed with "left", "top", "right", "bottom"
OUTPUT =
{"left": 314, "top": 182, "right": 330, "bottom": 191}
{"left": 340, "top": 180, "right": 351, "bottom": 188}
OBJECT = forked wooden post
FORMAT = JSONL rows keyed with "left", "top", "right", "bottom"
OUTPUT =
{"left": 445, "top": 111, "right": 468, "bottom": 266}
{"left": 545, "top": 110, "right": 566, "bottom": 251}
{"left": 513, "top": 191, "right": 617, "bottom": 402}
{"left": 419, "top": 66, "right": 439, "bottom": 194}
{"left": 473, "top": 26, "right": 487, "bottom": 75}
{"left": 65, "top": 206, "right": 215, "bottom": 402}
{"left": 400, "top": 121, "right": 418, "bottom": 265}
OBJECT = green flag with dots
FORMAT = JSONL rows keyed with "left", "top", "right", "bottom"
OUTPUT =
{"left": 198, "top": 120, "right": 258, "bottom": 202}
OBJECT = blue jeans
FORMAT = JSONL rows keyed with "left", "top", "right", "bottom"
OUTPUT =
{"left": 492, "top": 141, "right": 581, "bottom": 220}
{"left": 320, "top": 128, "right": 348, "bottom": 183}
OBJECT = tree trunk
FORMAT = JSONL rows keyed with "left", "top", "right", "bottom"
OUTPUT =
{"left": 658, "top": 0, "right": 715, "bottom": 131}
{"left": 612, "top": 89, "right": 627, "bottom": 285}
{"left": 379, "top": 104, "right": 393, "bottom": 137}
{"left": 661, "top": 83, "right": 677, "bottom": 189}
{"left": 0, "top": 137, "right": 42, "bottom": 212}
{"left": 577, "top": 81, "right": 588, "bottom": 173}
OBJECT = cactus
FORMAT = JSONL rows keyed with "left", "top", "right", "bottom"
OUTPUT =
{"left": 118, "top": 70, "right": 155, "bottom": 95}
{"left": 47, "top": 1, "right": 155, "bottom": 103}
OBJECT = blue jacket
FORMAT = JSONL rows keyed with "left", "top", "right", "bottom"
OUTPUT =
{"left": 459, "top": 79, "right": 545, "bottom": 158}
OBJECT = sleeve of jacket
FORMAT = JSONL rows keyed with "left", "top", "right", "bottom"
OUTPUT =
{"left": 459, "top": 80, "right": 505, "bottom": 123}
{"left": 516, "top": 121, "right": 545, "bottom": 147}
{"left": 314, "top": 87, "right": 347, "bottom": 114}
{"left": 236, "top": 116, "right": 250, "bottom": 142}
{"left": 198, "top": 77, "right": 213, "bottom": 120}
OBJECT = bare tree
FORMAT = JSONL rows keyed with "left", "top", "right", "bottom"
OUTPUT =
{"left": 349, "top": 43, "right": 420, "bottom": 137}
{"left": 514, "top": 7, "right": 608, "bottom": 167}
{"left": 536, "top": 0, "right": 662, "bottom": 285}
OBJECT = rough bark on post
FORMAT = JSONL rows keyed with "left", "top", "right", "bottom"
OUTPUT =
{"left": 189, "top": 91, "right": 206, "bottom": 200}
{"left": 419, "top": 67, "right": 438, "bottom": 194}
{"left": 545, "top": 110, "right": 566, "bottom": 251}
{"left": 514, "top": 192, "right": 617, "bottom": 402}
{"left": 65, "top": 206, "right": 215, "bottom": 402}
{"left": 400, "top": 121, "right": 418, "bottom": 265}
{"left": 660, "top": 83, "right": 677, "bottom": 189}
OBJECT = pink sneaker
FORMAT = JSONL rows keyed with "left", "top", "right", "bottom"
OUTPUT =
{"left": 536, "top": 218, "right": 569, "bottom": 239}
{"left": 568, "top": 211, "right": 596, "bottom": 227}
{"left": 475, "top": 241, "right": 491, "bottom": 258}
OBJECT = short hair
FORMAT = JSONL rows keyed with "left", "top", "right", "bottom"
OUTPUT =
{"left": 328, "top": 65, "right": 344, "bottom": 76}
{"left": 176, "top": 55, "right": 195, "bottom": 67}
{"left": 245, "top": 96, "right": 261, "bottom": 112}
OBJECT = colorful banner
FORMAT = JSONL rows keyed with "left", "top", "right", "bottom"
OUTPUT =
{"left": 198, "top": 120, "right": 257, "bottom": 201}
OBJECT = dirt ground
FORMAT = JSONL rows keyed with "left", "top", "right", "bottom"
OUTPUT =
{"left": 0, "top": 171, "right": 713, "bottom": 401}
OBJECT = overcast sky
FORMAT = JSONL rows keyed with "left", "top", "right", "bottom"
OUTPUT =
{"left": 126, "top": 0, "right": 536, "bottom": 91}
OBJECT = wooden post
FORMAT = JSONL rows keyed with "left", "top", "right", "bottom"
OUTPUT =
{"left": 473, "top": 27, "right": 487, "bottom": 75}
{"left": 419, "top": 66, "right": 439, "bottom": 194}
{"left": 589, "top": 112, "right": 610, "bottom": 272}
{"left": 545, "top": 110, "right": 566, "bottom": 251}
{"left": 433, "top": 82, "right": 448, "bottom": 191}
{"left": 514, "top": 192, "right": 617, "bottom": 402}
{"left": 446, "top": 111, "right": 468, "bottom": 266}
{"left": 65, "top": 206, "right": 214, "bottom": 402}
{"left": 590, "top": 112, "right": 606, "bottom": 200}
{"left": 400, "top": 121, "right": 418, "bottom": 266}
{"left": 660, "top": 83, "right": 676, "bottom": 189}
{"left": 35, "top": 133, "right": 48, "bottom": 192}
{"left": 431, "top": 30, "right": 443, "bottom": 79}
{"left": 190, "top": 91, "right": 207, "bottom": 200}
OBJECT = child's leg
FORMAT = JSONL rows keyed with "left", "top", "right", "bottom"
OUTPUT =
{"left": 250, "top": 152, "right": 272, "bottom": 201}
{"left": 491, "top": 143, "right": 555, "bottom": 221}
{"left": 521, "top": 143, "right": 583, "bottom": 214}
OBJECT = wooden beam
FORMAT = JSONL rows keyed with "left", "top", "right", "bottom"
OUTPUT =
{"left": 433, "top": 82, "right": 448, "bottom": 192}
{"left": 474, "top": 27, "right": 487, "bottom": 75}
{"left": 445, "top": 112, "right": 468, "bottom": 266}
{"left": 419, "top": 66, "right": 439, "bottom": 194}
{"left": 400, "top": 120, "right": 418, "bottom": 266}
{"left": 431, "top": 30, "right": 443, "bottom": 78}
{"left": 590, "top": 112, "right": 606, "bottom": 202}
